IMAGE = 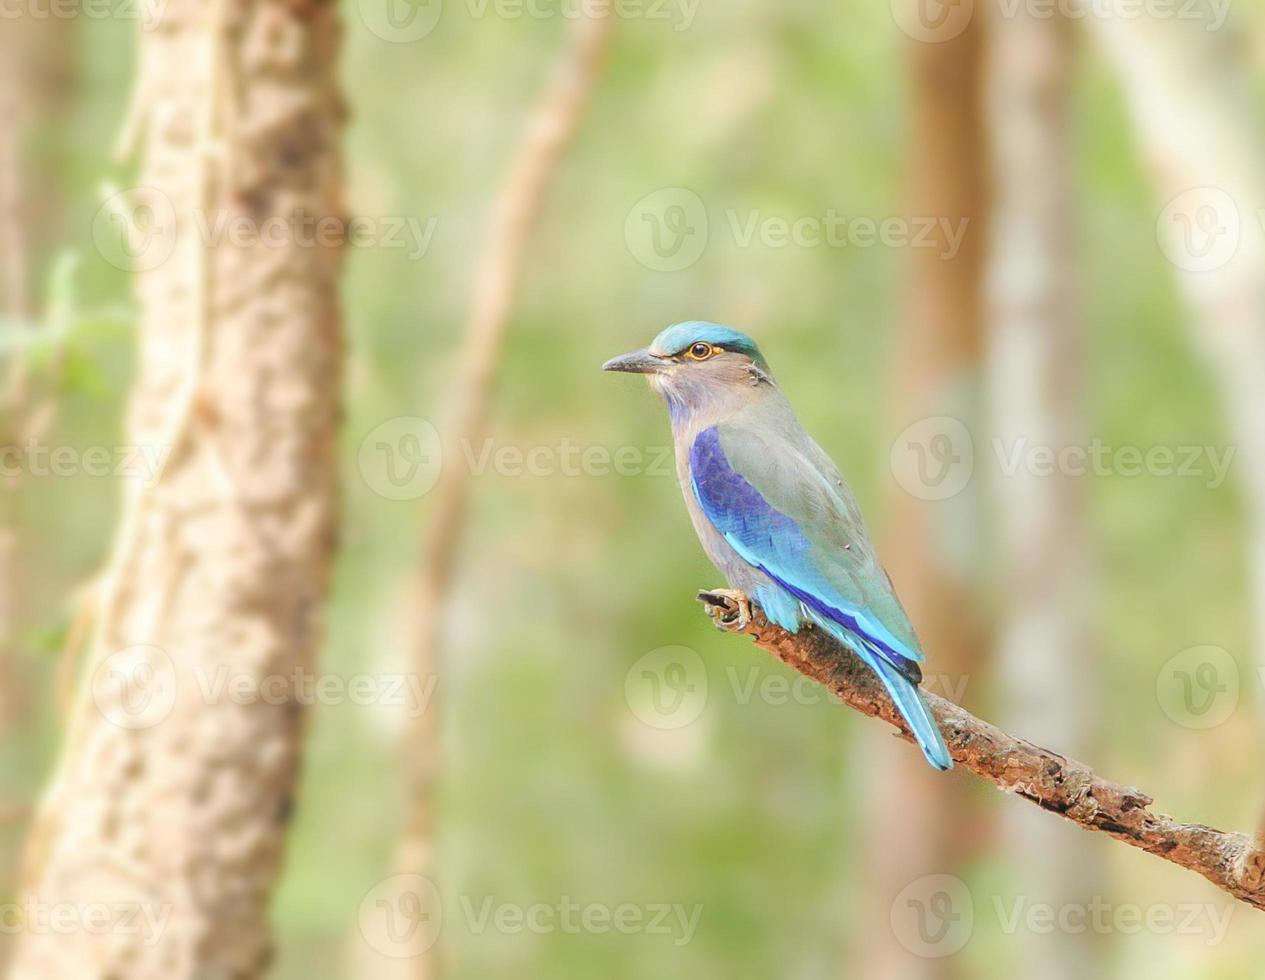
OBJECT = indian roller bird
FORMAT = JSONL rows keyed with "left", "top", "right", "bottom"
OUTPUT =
{"left": 603, "top": 321, "right": 953, "bottom": 770}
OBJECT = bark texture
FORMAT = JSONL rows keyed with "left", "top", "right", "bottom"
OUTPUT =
{"left": 11, "top": 0, "right": 344, "bottom": 975}
{"left": 699, "top": 590, "right": 1265, "bottom": 913}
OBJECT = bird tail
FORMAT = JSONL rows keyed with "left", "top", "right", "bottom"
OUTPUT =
{"left": 867, "top": 654, "right": 953, "bottom": 771}
{"left": 802, "top": 609, "right": 953, "bottom": 770}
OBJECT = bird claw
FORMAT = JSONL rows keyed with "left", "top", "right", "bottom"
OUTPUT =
{"left": 697, "top": 589, "right": 753, "bottom": 631}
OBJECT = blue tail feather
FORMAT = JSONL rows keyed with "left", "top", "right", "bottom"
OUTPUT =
{"left": 867, "top": 655, "right": 952, "bottom": 771}
{"left": 803, "top": 610, "right": 952, "bottom": 770}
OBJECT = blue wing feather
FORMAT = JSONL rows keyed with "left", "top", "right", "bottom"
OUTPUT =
{"left": 689, "top": 425, "right": 917, "bottom": 669}
{"left": 689, "top": 423, "right": 952, "bottom": 770}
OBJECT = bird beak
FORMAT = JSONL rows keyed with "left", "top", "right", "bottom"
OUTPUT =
{"left": 602, "top": 348, "right": 668, "bottom": 375}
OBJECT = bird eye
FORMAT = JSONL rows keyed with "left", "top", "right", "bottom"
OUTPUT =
{"left": 687, "top": 343, "right": 714, "bottom": 360}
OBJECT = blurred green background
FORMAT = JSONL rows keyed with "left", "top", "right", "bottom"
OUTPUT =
{"left": 4, "top": 0, "right": 1264, "bottom": 977}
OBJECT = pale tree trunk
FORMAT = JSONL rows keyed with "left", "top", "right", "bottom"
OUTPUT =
{"left": 860, "top": 12, "right": 987, "bottom": 978}
{"left": 1085, "top": 9, "right": 1265, "bottom": 730}
{"left": 985, "top": 7, "right": 1099, "bottom": 978}
{"left": 11, "top": 0, "right": 344, "bottom": 975}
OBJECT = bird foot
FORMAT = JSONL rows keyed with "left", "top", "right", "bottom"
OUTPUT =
{"left": 697, "top": 589, "right": 753, "bottom": 631}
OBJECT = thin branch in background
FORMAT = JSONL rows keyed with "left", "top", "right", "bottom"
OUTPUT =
{"left": 698, "top": 590, "right": 1265, "bottom": 913}
{"left": 391, "top": 6, "right": 615, "bottom": 975}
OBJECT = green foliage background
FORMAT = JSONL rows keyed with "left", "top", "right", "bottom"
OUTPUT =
{"left": 4, "top": 0, "right": 1263, "bottom": 976}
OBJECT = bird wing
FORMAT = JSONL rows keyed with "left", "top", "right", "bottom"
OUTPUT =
{"left": 689, "top": 416, "right": 925, "bottom": 666}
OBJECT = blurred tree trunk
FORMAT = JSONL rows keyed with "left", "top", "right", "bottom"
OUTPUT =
{"left": 0, "top": 10, "right": 37, "bottom": 754}
{"left": 0, "top": 5, "right": 74, "bottom": 862}
{"left": 1087, "top": 12, "right": 1265, "bottom": 731}
{"left": 860, "top": 12, "right": 987, "bottom": 979}
{"left": 985, "top": 7, "right": 1100, "bottom": 977}
{"left": 0, "top": 2, "right": 76, "bottom": 747}
{"left": 10, "top": 0, "right": 344, "bottom": 975}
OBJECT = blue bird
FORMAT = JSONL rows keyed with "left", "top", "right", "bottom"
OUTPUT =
{"left": 604, "top": 321, "right": 952, "bottom": 770}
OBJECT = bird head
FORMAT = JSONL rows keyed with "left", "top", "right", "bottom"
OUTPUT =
{"left": 603, "top": 322, "right": 773, "bottom": 417}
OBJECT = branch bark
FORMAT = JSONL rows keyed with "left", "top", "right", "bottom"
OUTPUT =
{"left": 697, "top": 589, "right": 1265, "bottom": 913}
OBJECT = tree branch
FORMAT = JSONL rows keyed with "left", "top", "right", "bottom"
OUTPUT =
{"left": 697, "top": 589, "right": 1265, "bottom": 913}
